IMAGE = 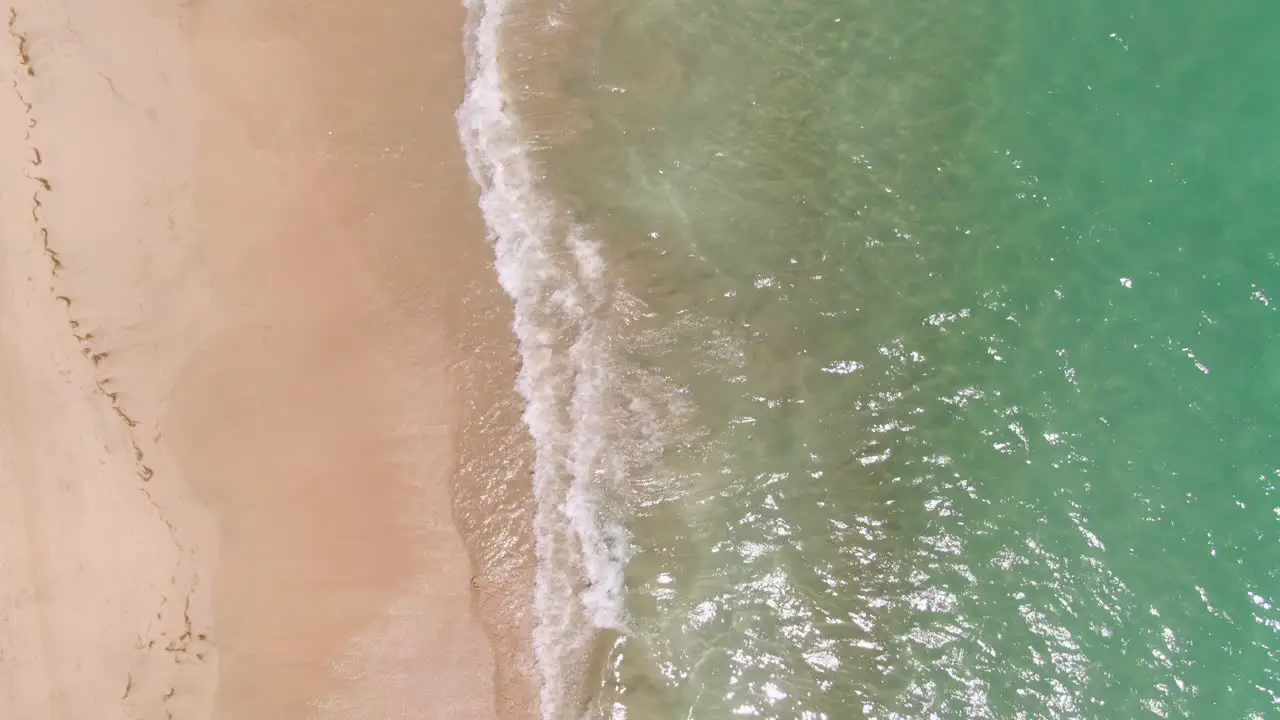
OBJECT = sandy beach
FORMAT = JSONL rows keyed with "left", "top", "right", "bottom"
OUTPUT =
{"left": 0, "top": 0, "right": 535, "bottom": 718}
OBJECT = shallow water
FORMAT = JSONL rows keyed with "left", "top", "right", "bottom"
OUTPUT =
{"left": 462, "top": 0, "right": 1280, "bottom": 717}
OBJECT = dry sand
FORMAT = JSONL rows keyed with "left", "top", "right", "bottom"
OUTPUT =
{"left": 0, "top": 0, "right": 535, "bottom": 718}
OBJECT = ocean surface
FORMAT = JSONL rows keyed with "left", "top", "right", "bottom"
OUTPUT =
{"left": 459, "top": 0, "right": 1280, "bottom": 717}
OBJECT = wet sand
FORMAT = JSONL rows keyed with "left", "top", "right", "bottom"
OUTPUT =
{"left": 0, "top": 0, "right": 535, "bottom": 718}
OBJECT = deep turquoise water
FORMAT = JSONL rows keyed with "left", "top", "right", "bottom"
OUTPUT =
{"left": 461, "top": 0, "right": 1280, "bottom": 717}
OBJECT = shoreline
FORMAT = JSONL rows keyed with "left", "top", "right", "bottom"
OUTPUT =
{"left": 0, "top": 0, "right": 536, "bottom": 718}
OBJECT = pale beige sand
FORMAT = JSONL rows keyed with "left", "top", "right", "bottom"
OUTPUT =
{"left": 0, "top": 0, "right": 534, "bottom": 718}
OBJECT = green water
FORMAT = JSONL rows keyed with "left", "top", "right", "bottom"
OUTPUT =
{"left": 504, "top": 0, "right": 1280, "bottom": 716}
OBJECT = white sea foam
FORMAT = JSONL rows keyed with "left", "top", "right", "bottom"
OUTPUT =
{"left": 457, "top": 0, "right": 640, "bottom": 716}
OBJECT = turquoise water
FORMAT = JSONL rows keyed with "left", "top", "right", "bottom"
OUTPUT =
{"left": 462, "top": 0, "right": 1280, "bottom": 717}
